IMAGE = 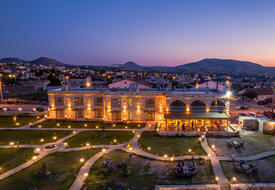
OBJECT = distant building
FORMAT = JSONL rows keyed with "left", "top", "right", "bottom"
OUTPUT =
{"left": 67, "top": 77, "right": 92, "bottom": 88}
{"left": 108, "top": 79, "right": 150, "bottom": 89}
{"left": 198, "top": 80, "right": 226, "bottom": 91}
{"left": 238, "top": 88, "right": 273, "bottom": 102}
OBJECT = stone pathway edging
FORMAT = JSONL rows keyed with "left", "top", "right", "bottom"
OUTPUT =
{"left": 217, "top": 150, "right": 275, "bottom": 161}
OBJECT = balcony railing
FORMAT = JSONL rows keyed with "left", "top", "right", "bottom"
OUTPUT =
{"left": 169, "top": 106, "right": 226, "bottom": 113}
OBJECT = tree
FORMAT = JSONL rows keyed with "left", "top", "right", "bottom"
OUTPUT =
{"left": 243, "top": 91, "right": 258, "bottom": 100}
{"left": 48, "top": 77, "right": 61, "bottom": 86}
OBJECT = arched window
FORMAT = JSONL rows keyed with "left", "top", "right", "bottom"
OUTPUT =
{"left": 190, "top": 100, "right": 206, "bottom": 112}
{"left": 210, "top": 100, "right": 225, "bottom": 112}
{"left": 170, "top": 100, "right": 186, "bottom": 112}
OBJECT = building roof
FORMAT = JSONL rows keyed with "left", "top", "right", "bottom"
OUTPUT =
{"left": 109, "top": 78, "right": 151, "bottom": 88}
{"left": 164, "top": 112, "right": 229, "bottom": 119}
{"left": 246, "top": 88, "right": 273, "bottom": 95}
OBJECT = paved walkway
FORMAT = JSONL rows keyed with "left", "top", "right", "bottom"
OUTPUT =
{"left": 1, "top": 122, "right": 275, "bottom": 189}
{"left": 69, "top": 148, "right": 116, "bottom": 190}
{"left": 200, "top": 139, "right": 229, "bottom": 184}
{"left": 0, "top": 130, "right": 80, "bottom": 180}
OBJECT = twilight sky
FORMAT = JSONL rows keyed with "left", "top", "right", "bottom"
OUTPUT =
{"left": 1, "top": 0, "right": 275, "bottom": 66}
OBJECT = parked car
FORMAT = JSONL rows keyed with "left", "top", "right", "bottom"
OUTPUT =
{"left": 248, "top": 112, "right": 257, "bottom": 117}
{"left": 36, "top": 107, "right": 45, "bottom": 112}
{"left": 240, "top": 106, "right": 249, "bottom": 110}
{"left": 0, "top": 107, "right": 10, "bottom": 111}
{"left": 44, "top": 145, "right": 57, "bottom": 150}
{"left": 238, "top": 113, "right": 247, "bottom": 117}
{"left": 257, "top": 100, "right": 267, "bottom": 105}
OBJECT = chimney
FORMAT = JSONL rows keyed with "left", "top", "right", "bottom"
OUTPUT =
{"left": 206, "top": 82, "right": 209, "bottom": 94}
{"left": 216, "top": 82, "right": 218, "bottom": 90}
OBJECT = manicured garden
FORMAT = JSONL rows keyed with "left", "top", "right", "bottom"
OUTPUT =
{"left": 65, "top": 131, "right": 134, "bottom": 147}
{"left": 0, "top": 149, "right": 34, "bottom": 174}
{"left": 85, "top": 150, "right": 215, "bottom": 190}
{"left": 0, "top": 116, "right": 41, "bottom": 128}
{"left": 0, "top": 130, "right": 71, "bottom": 145}
{"left": 208, "top": 132, "right": 275, "bottom": 156}
{"left": 138, "top": 131, "right": 206, "bottom": 156}
{"left": 0, "top": 149, "right": 100, "bottom": 190}
{"left": 221, "top": 156, "right": 275, "bottom": 183}
{"left": 32, "top": 120, "right": 146, "bottom": 129}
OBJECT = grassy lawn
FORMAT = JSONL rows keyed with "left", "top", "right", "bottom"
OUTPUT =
{"left": 86, "top": 150, "right": 215, "bottom": 190}
{"left": 138, "top": 131, "right": 206, "bottom": 156}
{"left": 0, "top": 149, "right": 100, "bottom": 190}
{"left": 208, "top": 132, "right": 275, "bottom": 157}
{"left": 0, "top": 130, "right": 72, "bottom": 145}
{"left": 32, "top": 120, "right": 146, "bottom": 129}
{"left": 0, "top": 116, "right": 41, "bottom": 128}
{"left": 65, "top": 131, "right": 134, "bottom": 147}
{"left": 221, "top": 156, "right": 275, "bottom": 183}
{"left": 0, "top": 149, "right": 34, "bottom": 174}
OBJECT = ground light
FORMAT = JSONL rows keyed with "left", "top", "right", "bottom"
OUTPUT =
{"left": 232, "top": 176, "right": 237, "bottom": 182}
{"left": 113, "top": 139, "right": 117, "bottom": 143}
{"left": 9, "top": 142, "right": 14, "bottom": 146}
{"left": 102, "top": 148, "right": 106, "bottom": 152}
{"left": 164, "top": 154, "right": 168, "bottom": 158}
{"left": 147, "top": 147, "right": 151, "bottom": 151}
{"left": 86, "top": 143, "right": 90, "bottom": 147}
{"left": 211, "top": 144, "right": 215, "bottom": 149}
{"left": 80, "top": 158, "right": 85, "bottom": 163}
{"left": 40, "top": 138, "right": 44, "bottom": 142}
{"left": 215, "top": 176, "right": 219, "bottom": 181}
{"left": 53, "top": 136, "right": 57, "bottom": 140}
{"left": 84, "top": 173, "right": 88, "bottom": 177}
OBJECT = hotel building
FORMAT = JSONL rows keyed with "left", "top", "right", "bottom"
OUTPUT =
{"left": 48, "top": 85, "right": 230, "bottom": 131}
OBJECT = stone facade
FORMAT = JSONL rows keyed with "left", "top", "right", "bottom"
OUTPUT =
{"left": 47, "top": 88, "right": 230, "bottom": 122}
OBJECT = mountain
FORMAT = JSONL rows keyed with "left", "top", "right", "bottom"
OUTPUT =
{"left": 0, "top": 57, "right": 66, "bottom": 66}
{"left": 0, "top": 57, "right": 27, "bottom": 64}
{"left": 123, "top": 61, "right": 141, "bottom": 70}
{"left": 119, "top": 58, "right": 275, "bottom": 75}
{"left": 1, "top": 56, "right": 275, "bottom": 75}
{"left": 175, "top": 58, "right": 268, "bottom": 74}
{"left": 30, "top": 57, "right": 65, "bottom": 66}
